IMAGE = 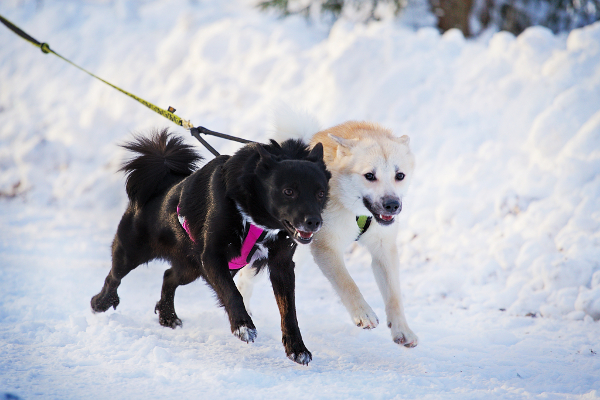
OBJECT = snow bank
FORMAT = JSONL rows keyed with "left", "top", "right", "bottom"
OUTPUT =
{"left": 4, "top": 0, "right": 598, "bottom": 319}
{"left": 391, "top": 22, "right": 600, "bottom": 320}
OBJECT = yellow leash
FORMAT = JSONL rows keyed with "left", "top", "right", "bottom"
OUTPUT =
{"left": 0, "top": 13, "right": 257, "bottom": 156}
{"left": 51, "top": 43, "right": 195, "bottom": 129}
{"left": 0, "top": 14, "right": 194, "bottom": 130}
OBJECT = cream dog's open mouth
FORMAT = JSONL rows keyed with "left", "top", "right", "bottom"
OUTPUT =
{"left": 363, "top": 198, "right": 399, "bottom": 226}
{"left": 377, "top": 214, "right": 395, "bottom": 223}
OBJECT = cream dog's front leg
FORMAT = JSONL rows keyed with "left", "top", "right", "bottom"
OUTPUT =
{"left": 311, "top": 235, "right": 379, "bottom": 329}
{"left": 362, "top": 230, "right": 418, "bottom": 347}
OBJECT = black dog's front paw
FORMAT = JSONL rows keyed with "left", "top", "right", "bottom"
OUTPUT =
{"left": 232, "top": 325, "right": 257, "bottom": 343}
{"left": 283, "top": 336, "right": 312, "bottom": 365}
{"left": 287, "top": 348, "right": 312, "bottom": 365}
{"left": 90, "top": 291, "right": 120, "bottom": 313}
{"left": 155, "top": 302, "right": 182, "bottom": 329}
{"left": 287, "top": 349, "right": 312, "bottom": 365}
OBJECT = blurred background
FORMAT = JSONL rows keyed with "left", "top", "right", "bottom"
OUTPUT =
{"left": 258, "top": 0, "right": 600, "bottom": 37}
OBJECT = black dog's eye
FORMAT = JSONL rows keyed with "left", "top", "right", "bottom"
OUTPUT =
{"left": 364, "top": 172, "right": 376, "bottom": 181}
{"left": 283, "top": 188, "right": 294, "bottom": 196}
{"left": 396, "top": 172, "right": 405, "bottom": 181}
{"left": 317, "top": 190, "right": 325, "bottom": 198}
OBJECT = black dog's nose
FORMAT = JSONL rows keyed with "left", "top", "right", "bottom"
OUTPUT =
{"left": 304, "top": 216, "right": 322, "bottom": 231}
{"left": 383, "top": 199, "right": 401, "bottom": 213}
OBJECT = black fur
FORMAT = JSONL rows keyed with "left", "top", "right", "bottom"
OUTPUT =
{"left": 91, "top": 129, "right": 330, "bottom": 365}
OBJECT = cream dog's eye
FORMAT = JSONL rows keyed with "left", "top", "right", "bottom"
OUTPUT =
{"left": 396, "top": 172, "right": 405, "bottom": 181}
{"left": 364, "top": 172, "right": 376, "bottom": 181}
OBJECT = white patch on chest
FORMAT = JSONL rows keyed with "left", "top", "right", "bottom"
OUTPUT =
{"left": 248, "top": 242, "right": 268, "bottom": 265}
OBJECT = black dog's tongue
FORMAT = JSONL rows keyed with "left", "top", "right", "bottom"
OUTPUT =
{"left": 297, "top": 230, "right": 313, "bottom": 240}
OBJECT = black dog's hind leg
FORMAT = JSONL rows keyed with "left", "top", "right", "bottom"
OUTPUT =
{"left": 155, "top": 261, "right": 199, "bottom": 328}
{"left": 91, "top": 228, "right": 152, "bottom": 313}
{"left": 268, "top": 235, "right": 312, "bottom": 365}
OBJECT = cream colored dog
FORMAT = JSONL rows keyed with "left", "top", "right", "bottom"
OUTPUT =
{"left": 237, "top": 109, "right": 418, "bottom": 347}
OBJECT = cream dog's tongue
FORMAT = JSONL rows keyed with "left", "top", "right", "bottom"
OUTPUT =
{"left": 297, "top": 230, "right": 313, "bottom": 239}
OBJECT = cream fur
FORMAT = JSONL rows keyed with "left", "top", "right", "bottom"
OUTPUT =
{"left": 237, "top": 111, "right": 418, "bottom": 347}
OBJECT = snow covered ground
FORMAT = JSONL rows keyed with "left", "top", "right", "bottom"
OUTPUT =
{"left": 1, "top": 0, "right": 599, "bottom": 398}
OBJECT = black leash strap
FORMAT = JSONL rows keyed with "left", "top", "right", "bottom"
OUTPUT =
{"left": 190, "top": 126, "right": 254, "bottom": 157}
{"left": 195, "top": 126, "right": 253, "bottom": 144}
{"left": 190, "top": 127, "right": 220, "bottom": 157}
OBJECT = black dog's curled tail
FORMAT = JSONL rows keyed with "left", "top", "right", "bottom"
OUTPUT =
{"left": 120, "top": 129, "right": 203, "bottom": 207}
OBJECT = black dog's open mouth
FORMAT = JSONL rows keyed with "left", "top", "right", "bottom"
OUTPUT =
{"left": 283, "top": 220, "right": 314, "bottom": 244}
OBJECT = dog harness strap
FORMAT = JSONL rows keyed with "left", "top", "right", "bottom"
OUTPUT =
{"left": 228, "top": 223, "right": 265, "bottom": 270}
{"left": 244, "top": 229, "right": 268, "bottom": 263}
{"left": 355, "top": 215, "right": 372, "bottom": 240}
{"left": 177, "top": 205, "right": 195, "bottom": 243}
{"left": 177, "top": 205, "right": 266, "bottom": 270}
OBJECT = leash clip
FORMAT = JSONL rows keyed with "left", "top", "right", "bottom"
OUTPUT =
{"left": 181, "top": 119, "right": 194, "bottom": 130}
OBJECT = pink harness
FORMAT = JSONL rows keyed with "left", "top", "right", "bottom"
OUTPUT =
{"left": 177, "top": 205, "right": 266, "bottom": 270}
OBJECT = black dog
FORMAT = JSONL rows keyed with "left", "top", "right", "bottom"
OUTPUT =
{"left": 90, "top": 129, "right": 330, "bottom": 365}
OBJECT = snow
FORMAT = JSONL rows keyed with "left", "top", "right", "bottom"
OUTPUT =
{"left": 1, "top": 0, "right": 599, "bottom": 398}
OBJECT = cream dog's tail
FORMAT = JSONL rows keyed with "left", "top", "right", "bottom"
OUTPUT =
{"left": 271, "top": 103, "right": 321, "bottom": 144}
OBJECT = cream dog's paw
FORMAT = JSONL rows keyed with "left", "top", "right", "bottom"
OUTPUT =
{"left": 389, "top": 321, "right": 418, "bottom": 347}
{"left": 351, "top": 304, "right": 379, "bottom": 329}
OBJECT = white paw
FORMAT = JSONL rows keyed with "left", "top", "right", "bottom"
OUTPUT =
{"left": 389, "top": 322, "right": 418, "bottom": 348}
{"left": 351, "top": 305, "right": 379, "bottom": 329}
{"left": 233, "top": 326, "right": 257, "bottom": 343}
{"left": 288, "top": 351, "right": 312, "bottom": 366}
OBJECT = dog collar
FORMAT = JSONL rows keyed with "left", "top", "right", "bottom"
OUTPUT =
{"left": 177, "top": 205, "right": 267, "bottom": 270}
{"left": 355, "top": 215, "right": 372, "bottom": 240}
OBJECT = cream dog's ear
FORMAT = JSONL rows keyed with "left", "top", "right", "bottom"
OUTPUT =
{"left": 328, "top": 134, "right": 358, "bottom": 159}
{"left": 395, "top": 135, "right": 410, "bottom": 145}
{"left": 328, "top": 134, "right": 358, "bottom": 149}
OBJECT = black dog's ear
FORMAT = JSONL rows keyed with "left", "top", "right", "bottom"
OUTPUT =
{"left": 306, "top": 142, "right": 331, "bottom": 180}
{"left": 268, "top": 139, "right": 282, "bottom": 150}
{"left": 255, "top": 143, "right": 272, "bottom": 161}
{"left": 307, "top": 142, "right": 324, "bottom": 163}
{"left": 255, "top": 143, "right": 277, "bottom": 176}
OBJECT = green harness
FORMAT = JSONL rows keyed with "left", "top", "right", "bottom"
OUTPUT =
{"left": 355, "top": 215, "right": 372, "bottom": 240}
